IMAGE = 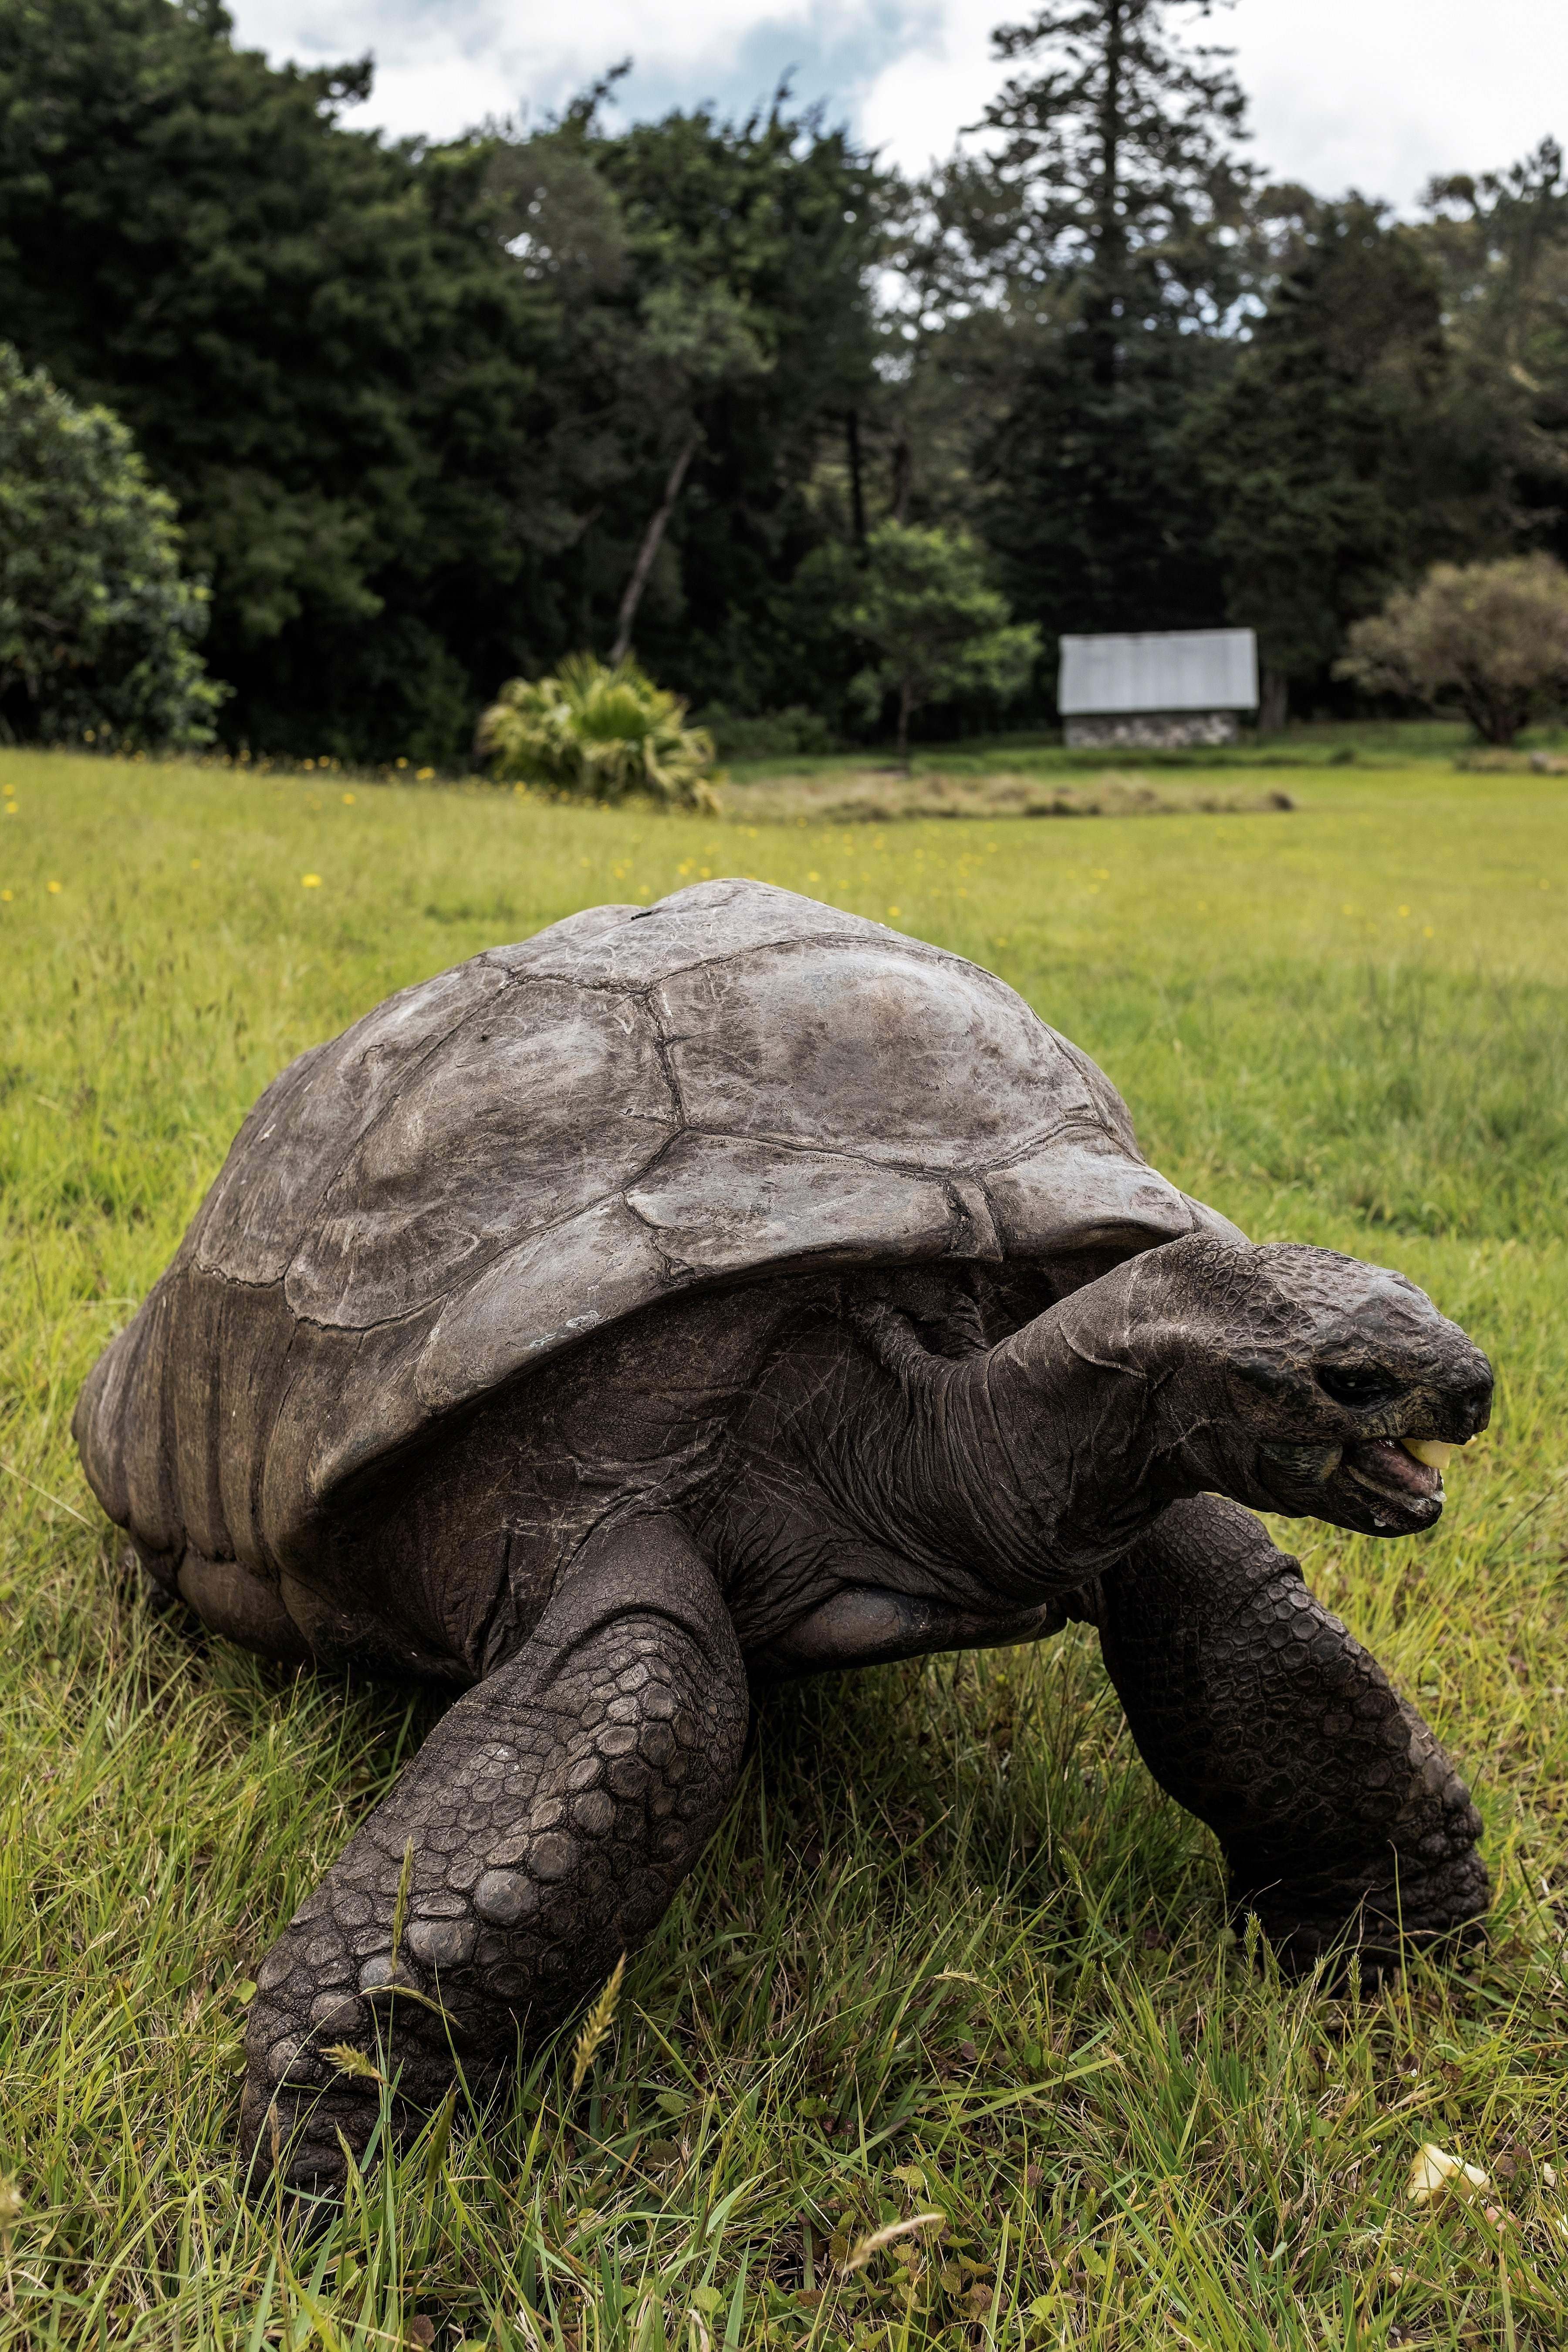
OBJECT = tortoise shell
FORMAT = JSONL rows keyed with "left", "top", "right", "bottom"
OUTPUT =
{"left": 75, "top": 881, "right": 1240, "bottom": 1575}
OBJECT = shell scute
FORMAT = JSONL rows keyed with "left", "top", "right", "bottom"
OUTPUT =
{"left": 986, "top": 1131, "right": 1198, "bottom": 1255}
{"left": 624, "top": 1133, "right": 957, "bottom": 1279}
{"left": 286, "top": 978, "right": 677, "bottom": 1329}
{"left": 190, "top": 955, "right": 517, "bottom": 1288}
{"left": 411, "top": 1196, "right": 673, "bottom": 1422}
{"left": 521, "top": 877, "right": 854, "bottom": 990}
{"left": 653, "top": 937, "right": 1097, "bottom": 1171}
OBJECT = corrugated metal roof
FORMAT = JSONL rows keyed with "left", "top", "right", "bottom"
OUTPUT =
{"left": 1058, "top": 629, "right": 1258, "bottom": 716}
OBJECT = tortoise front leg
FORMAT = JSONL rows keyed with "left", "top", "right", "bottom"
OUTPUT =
{"left": 1088, "top": 1495, "right": 1488, "bottom": 1970}
{"left": 240, "top": 1517, "right": 748, "bottom": 2193}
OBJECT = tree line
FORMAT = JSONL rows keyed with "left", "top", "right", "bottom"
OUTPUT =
{"left": 3, "top": 0, "right": 1568, "bottom": 760}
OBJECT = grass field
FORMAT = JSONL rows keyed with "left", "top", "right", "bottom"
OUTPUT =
{"left": 1, "top": 741, "right": 1565, "bottom": 2350}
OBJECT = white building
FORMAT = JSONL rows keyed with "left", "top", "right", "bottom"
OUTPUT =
{"left": 1058, "top": 628, "right": 1259, "bottom": 749}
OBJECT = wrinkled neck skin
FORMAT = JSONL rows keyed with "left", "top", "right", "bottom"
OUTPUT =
{"left": 881, "top": 1250, "right": 1215, "bottom": 1596}
{"left": 704, "top": 1246, "right": 1215, "bottom": 1631}
{"left": 1000, "top": 1238, "right": 1282, "bottom": 1561}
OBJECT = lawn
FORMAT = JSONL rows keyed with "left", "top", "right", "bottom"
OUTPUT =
{"left": 1, "top": 741, "right": 1565, "bottom": 2350}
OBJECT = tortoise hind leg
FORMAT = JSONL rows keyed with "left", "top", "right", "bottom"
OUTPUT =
{"left": 1088, "top": 1495, "right": 1487, "bottom": 1971}
{"left": 239, "top": 1514, "right": 748, "bottom": 2194}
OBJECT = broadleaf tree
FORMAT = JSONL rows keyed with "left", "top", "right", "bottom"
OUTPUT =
{"left": 830, "top": 520, "right": 1040, "bottom": 754}
{"left": 0, "top": 343, "right": 223, "bottom": 747}
{"left": 572, "top": 94, "right": 885, "bottom": 709}
{"left": 0, "top": 6, "right": 885, "bottom": 754}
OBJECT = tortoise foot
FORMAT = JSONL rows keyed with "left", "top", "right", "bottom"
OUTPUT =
{"left": 1233, "top": 1836, "right": 1490, "bottom": 1980}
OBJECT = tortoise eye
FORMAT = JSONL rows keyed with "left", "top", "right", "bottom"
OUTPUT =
{"left": 1316, "top": 1365, "right": 1404, "bottom": 1410}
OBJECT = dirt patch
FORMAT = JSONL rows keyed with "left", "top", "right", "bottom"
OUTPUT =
{"left": 722, "top": 767, "right": 1297, "bottom": 825}
{"left": 1451, "top": 746, "right": 1568, "bottom": 774}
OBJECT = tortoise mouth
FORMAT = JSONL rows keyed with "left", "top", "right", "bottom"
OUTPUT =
{"left": 1337, "top": 1436, "right": 1444, "bottom": 1529}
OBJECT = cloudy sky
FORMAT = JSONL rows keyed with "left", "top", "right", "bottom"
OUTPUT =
{"left": 225, "top": 0, "right": 1560, "bottom": 208}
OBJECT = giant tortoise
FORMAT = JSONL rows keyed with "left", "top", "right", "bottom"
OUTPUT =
{"left": 74, "top": 881, "right": 1493, "bottom": 2190}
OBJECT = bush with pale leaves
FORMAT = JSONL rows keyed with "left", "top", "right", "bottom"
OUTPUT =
{"left": 1337, "top": 554, "right": 1568, "bottom": 747}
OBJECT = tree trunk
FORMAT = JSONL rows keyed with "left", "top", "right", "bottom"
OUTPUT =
{"left": 846, "top": 408, "right": 866, "bottom": 547}
{"left": 1259, "top": 667, "right": 1288, "bottom": 734}
{"left": 1455, "top": 667, "right": 1531, "bottom": 745}
{"left": 891, "top": 426, "right": 912, "bottom": 524}
{"left": 609, "top": 426, "right": 702, "bottom": 667}
{"left": 896, "top": 676, "right": 913, "bottom": 760}
{"left": 1089, "top": 0, "right": 1128, "bottom": 394}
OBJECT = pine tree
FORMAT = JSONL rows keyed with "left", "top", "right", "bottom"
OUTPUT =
{"left": 975, "top": 0, "right": 1253, "bottom": 640}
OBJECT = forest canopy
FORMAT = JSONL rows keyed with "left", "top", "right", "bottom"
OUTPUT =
{"left": 2, "top": 0, "right": 1567, "bottom": 758}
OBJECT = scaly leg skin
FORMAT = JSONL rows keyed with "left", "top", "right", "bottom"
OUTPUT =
{"left": 1089, "top": 1494, "right": 1488, "bottom": 1972}
{"left": 239, "top": 1516, "right": 748, "bottom": 2194}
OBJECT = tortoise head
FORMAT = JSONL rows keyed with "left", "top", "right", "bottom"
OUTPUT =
{"left": 954, "top": 1235, "right": 1492, "bottom": 1585}
{"left": 1199, "top": 1241, "right": 1493, "bottom": 1536}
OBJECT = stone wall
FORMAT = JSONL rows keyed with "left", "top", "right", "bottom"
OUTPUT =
{"left": 1064, "top": 710, "right": 1242, "bottom": 750}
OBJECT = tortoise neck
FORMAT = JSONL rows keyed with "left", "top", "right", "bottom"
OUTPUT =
{"left": 898, "top": 1251, "right": 1214, "bottom": 1594}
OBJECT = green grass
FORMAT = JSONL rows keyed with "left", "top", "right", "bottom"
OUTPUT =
{"left": 1, "top": 742, "right": 1566, "bottom": 2349}
{"left": 723, "top": 716, "right": 1568, "bottom": 787}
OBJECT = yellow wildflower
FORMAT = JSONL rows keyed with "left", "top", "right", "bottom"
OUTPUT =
{"left": 301, "top": 874, "right": 322, "bottom": 889}
{"left": 342, "top": 792, "right": 356, "bottom": 805}
{"left": 47, "top": 880, "right": 61, "bottom": 893}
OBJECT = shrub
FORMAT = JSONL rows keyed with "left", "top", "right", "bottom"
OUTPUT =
{"left": 694, "top": 704, "right": 838, "bottom": 761}
{"left": 475, "top": 654, "right": 723, "bottom": 809}
{"left": 1335, "top": 554, "right": 1568, "bottom": 747}
{"left": 0, "top": 343, "right": 224, "bottom": 748}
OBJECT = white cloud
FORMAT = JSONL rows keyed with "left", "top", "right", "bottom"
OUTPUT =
{"left": 858, "top": 0, "right": 1568, "bottom": 195}
{"left": 1234, "top": 0, "right": 1568, "bottom": 203}
{"left": 227, "top": 0, "right": 1568, "bottom": 203}
{"left": 855, "top": 9, "right": 1004, "bottom": 169}
{"left": 228, "top": 0, "right": 892, "bottom": 141}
